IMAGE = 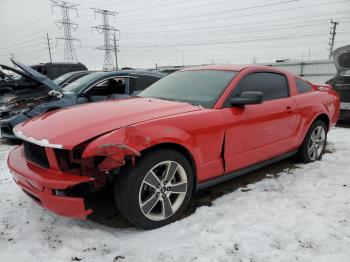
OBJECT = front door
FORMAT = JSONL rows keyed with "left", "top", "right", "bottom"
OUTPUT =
{"left": 222, "top": 71, "right": 297, "bottom": 173}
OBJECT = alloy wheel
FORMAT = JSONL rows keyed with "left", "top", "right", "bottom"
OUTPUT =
{"left": 307, "top": 126, "right": 326, "bottom": 161}
{"left": 138, "top": 160, "right": 188, "bottom": 221}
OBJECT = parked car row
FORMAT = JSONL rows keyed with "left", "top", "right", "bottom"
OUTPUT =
{"left": 5, "top": 60, "right": 340, "bottom": 229}
{"left": 0, "top": 60, "right": 165, "bottom": 138}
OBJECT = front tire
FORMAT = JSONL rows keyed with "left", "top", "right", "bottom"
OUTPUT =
{"left": 298, "top": 120, "right": 327, "bottom": 163}
{"left": 115, "top": 149, "right": 194, "bottom": 229}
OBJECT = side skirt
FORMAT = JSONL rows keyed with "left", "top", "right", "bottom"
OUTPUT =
{"left": 196, "top": 150, "right": 297, "bottom": 192}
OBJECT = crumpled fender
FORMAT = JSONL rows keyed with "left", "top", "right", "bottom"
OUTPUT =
{"left": 81, "top": 124, "right": 198, "bottom": 172}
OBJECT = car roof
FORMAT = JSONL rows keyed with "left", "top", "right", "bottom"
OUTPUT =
{"left": 180, "top": 64, "right": 287, "bottom": 73}
{"left": 95, "top": 70, "right": 166, "bottom": 78}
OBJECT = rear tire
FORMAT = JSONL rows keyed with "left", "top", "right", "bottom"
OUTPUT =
{"left": 115, "top": 149, "right": 194, "bottom": 229}
{"left": 298, "top": 120, "right": 327, "bottom": 163}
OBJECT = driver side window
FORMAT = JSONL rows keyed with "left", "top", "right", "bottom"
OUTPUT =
{"left": 87, "top": 78, "right": 127, "bottom": 96}
{"left": 233, "top": 72, "right": 289, "bottom": 101}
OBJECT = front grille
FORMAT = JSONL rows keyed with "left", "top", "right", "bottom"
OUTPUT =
{"left": 23, "top": 141, "right": 49, "bottom": 169}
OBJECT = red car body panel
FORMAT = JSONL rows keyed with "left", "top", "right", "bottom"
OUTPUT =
{"left": 14, "top": 98, "right": 201, "bottom": 149}
{"left": 8, "top": 146, "right": 93, "bottom": 219}
{"left": 8, "top": 65, "right": 340, "bottom": 220}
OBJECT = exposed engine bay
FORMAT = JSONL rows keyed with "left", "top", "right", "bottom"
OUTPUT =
{"left": 0, "top": 89, "right": 57, "bottom": 118}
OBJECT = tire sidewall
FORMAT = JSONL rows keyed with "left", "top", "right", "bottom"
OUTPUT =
{"left": 300, "top": 120, "right": 327, "bottom": 163}
{"left": 115, "top": 149, "right": 194, "bottom": 229}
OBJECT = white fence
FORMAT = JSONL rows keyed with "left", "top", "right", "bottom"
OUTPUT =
{"left": 264, "top": 59, "right": 337, "bottom": 84}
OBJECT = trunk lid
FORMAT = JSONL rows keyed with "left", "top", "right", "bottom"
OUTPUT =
{"left": 332, "top": 45, "right": 350, "bottom": 73}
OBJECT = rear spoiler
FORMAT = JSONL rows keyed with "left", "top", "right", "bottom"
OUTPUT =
{"left": 315, "top": 84, "right": 334, "bottom": 91}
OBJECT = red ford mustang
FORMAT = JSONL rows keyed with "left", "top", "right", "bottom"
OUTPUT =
{"left": 8, "top": 65, "right": 339, "bottom": 229}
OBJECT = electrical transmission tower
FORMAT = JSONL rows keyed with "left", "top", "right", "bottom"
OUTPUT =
{"left": 328, "top": 19, "right": 339, "bottom": 59}
{"left": 92, "top": 8, "right": 119, "bottom": 70}
{"left": 51, "top": 0, "right": 80, "bottom": 62}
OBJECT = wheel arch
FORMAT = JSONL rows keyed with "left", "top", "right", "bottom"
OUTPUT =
{"left": 140, "top": 142, "right": 198, "bottom": 192}
{"left": 312, "top": 113, "right": 330, "bottom": 131}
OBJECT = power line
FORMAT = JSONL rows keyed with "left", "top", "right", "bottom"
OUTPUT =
{"left": 121, "top": 0, "right": 349, "bottom": 28}
{"left": 122, "top": 0, "right": 300, "bottom": 24}
{"left": 124, "top": 32, "right": 332, "bottom": 49}
{"left": 121, "top": 11, "right": 350, "bottom": 36}
{"left": 51, "top": 0, "right": 80, "bottom": 62}
{"left": 1, "top": 13, "right": 52, "bottom": 38}
{"left": 91, "top": 8, "right": 119, "bottom": 70}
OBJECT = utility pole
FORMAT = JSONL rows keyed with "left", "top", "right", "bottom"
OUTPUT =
{"left": 328, "top": 19, "right": 339, "bottom": 59}
{"left": 181, "top": 51, "right": 185, "bottom": 67}
{"left": 113, "top": 34, "right": 119, "bottom": 70}
{"left": 92, "top": 8, "right": 119, "bottom": 70}
{"left": 46, "top": 33, "right": 53, "bottom": 63}
{"left": 51, "top": 0, "right": 80, "bottom": 62}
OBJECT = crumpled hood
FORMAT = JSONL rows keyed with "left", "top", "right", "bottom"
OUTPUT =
{"left": 14, "top": 97, "right": 202, "bottom": 149}
{"left": 332, "top": 45, "right": 350, "bottom": 73}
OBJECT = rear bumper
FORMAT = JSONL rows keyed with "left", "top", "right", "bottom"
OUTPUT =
{"left": 339, "top": 109, "right": 350, "bottom": 120}
{"left": 8, "top": 145, "right": 94, "bottom": 219}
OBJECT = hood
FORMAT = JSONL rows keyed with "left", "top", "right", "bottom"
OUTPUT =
{"left": 332, "top": 45, "right": 350, "bottom": 73}
{"left": 0, "top": 64, "right": 31, "bottom": 80}
{"left": 14, "top": 97, "right": 202, "bottom": 149}
{"left": 11, "top": 59, "right": 63, "bottom": 93}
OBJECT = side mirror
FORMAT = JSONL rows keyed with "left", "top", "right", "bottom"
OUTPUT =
{"left": 230, "top": 91, "right": 263, "bottom": 106}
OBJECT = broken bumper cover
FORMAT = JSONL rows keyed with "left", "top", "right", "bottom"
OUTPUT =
{"left": 8, "top": 145, "right": 94, "bottom": 219}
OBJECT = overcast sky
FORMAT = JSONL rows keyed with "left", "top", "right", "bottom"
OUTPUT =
{"left": 0, "top": 0, "right": 349, "bottom": 69}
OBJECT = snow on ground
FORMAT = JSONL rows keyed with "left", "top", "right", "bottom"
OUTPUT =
{"left": 1, "top": 127, "right": 350, "bottom": 262}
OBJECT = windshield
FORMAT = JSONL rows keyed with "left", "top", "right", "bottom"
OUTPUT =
{"left": 53, "top": 72, "right": 80, "bottom": 85}
{"left": 64, "top": 72, "right": 107, "bottom": 93}
{"left": 342, "top": 70, "right": 350, "bottom": 76}
{"left": 138, "top": 70, "right": 237, "bottom": 108}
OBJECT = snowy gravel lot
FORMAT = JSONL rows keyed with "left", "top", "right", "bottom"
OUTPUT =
{"left": 1, "top": 125, "right": 350, "bottom": 262}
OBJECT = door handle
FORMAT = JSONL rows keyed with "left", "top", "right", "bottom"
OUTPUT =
{"left": 285, "top": 106, "right": 293, "bottom": 113}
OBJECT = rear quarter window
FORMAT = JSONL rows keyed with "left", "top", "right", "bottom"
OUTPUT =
{"left": 296, "top": 78, "right": 312, "bottom": 94}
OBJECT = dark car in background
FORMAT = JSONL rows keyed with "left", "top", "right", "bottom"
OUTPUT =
{"left": 326, "top": 45, "right": 350, "bottom": 120}
{"left": 0, "top": 63, "right": 41, "bottom": 96}
{"left": 53, "top": 71, "right": 92, "bottom": 88}
{"left": 0, "top": 62, "right": 90, "bottom": 97}
{"left": 31, "top": 62, "right": 88, "bottom": 79}
{"left": 0, "top": 60, "right": 165, "bottom": 139}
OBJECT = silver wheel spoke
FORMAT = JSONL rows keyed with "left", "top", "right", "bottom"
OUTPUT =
{"left": 139, "top": 160, "right": 188, "bottom": 221}
{"left": 144, "top": 171, "right": 161, "bottom": 188}
{"left": 162, "top": 196, "right": 173, "bottom": 219}
{"left": 163, "top": 161, "right": 178, "bottom": 182}
{"left": 311, "top": 132, "right": 317, "bottom": 142}
{"left": 316, "top": 139, "right": 325, "bottom": 146}
{"left": 141, "top": 193, "right": 159, "bottom": 215}
{"left": 169, "top": 182, "right": 187, "bottom": 193}
{"left": 308, "top": 146, "right": 316, "bottom": 160}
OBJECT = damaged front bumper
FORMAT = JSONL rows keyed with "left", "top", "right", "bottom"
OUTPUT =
{"left": 8, "top": 145, "right": 94, "bottom": 219}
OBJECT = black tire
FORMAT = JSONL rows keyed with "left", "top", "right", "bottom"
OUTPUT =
{"left": 115, "top": 149, "right": 194, "bottom": 229}
{"left": 298, "top": 120, "right": 327, "bottom": 163}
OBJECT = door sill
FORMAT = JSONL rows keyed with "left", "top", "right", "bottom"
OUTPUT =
{"left": 196, "top": 150, "right": 297, "bottom": 192}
